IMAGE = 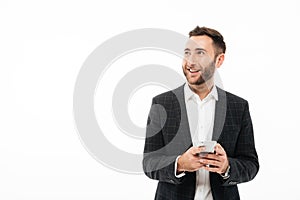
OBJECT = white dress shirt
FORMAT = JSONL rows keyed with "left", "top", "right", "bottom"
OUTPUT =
{"left": 175, "top": 83, "right": 218, "bottom": 200}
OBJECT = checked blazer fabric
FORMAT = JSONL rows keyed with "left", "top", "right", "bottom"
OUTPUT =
{"left": 143, "top": 84, "right": 259, "bottom": 200}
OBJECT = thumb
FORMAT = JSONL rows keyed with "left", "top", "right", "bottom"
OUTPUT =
{"left": 215, "top": 143, "right": 225, "bottom": 155}
{"left": 189, "top": 146, "right": 205, "bottom": 155}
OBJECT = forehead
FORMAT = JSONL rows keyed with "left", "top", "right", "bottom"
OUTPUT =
{"left": 185, "top": 35, "right": 214, "bottom": 50}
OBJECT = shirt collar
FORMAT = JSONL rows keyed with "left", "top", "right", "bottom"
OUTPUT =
{"left": 184, "top": 82, "right": 218, "bottom": 102}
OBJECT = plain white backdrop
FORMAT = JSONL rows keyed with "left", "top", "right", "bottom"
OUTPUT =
{"left": 1, "top": 0, "right": 300, "bottom": 199}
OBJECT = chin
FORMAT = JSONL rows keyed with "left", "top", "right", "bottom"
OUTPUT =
{"left": 189, "top": 81, "right": 203, "bottom": 86}
{"left": 187, "top": 76, "right": 200, "bottom": 83}
{"left": 187, "top": 77, "right": 205, "bottom": 85}
{"left": 187, "top": 80, "right": 200, "bottom": 85}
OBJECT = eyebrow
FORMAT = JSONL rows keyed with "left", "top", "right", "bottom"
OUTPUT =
{"left": 184, "top": 48, "right": 207, "bottom": 52}
{"left": 195, "top": 48, "right": 206, "bottom": 51}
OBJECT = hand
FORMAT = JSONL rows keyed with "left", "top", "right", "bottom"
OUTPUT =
{"left": 177, "top": 146, "right": 206, "bottom": 173}
{"left": 199, "top": 143, "right": 229, "bottom": 174}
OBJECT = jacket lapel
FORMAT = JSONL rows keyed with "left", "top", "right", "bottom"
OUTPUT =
{"left": 212, "top": 87, "right": 227, "bottom": 141}
{"left": 172, "top": 84, "right": 193, "bottom": 150}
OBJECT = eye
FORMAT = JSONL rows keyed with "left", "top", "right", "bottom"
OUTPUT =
{"left": 197, "top": 50, "right": 205, "bottom": 55}
{"left": 184, "top": 51, "right": 190, "bottom": 56}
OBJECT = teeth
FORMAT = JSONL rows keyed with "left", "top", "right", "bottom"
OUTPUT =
{"left": 188, "top": 69, "right": 200, "bottom": 73}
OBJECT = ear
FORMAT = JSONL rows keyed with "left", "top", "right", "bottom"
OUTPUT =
{"left": 215, "top": 53, "right": 225, "bottom": 68}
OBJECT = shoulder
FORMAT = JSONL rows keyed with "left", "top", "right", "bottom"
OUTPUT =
{"left": 152, "top": 84, "right": 184, "bottom": 103}
{"left": 225, "top": 91, "right": 247, "bottom": 104}
{"left": 218, "top": 87, "right": 249, "bottom": 109}
{"left": 151, "top": 84, "right": 185, "bottom": 108}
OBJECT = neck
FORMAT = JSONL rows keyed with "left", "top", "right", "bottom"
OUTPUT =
{"left": 188, "top": 79, "right": 214, "bottom": 100}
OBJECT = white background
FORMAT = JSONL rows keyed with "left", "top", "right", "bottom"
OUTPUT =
{"left": 1, "top": 0, "right": 300, "bottom": 199}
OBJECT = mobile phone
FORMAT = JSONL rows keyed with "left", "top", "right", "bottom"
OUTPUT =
{"left": 197, "top": 141, "right": 216, "bottom": 157}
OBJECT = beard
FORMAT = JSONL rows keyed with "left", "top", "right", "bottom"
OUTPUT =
{"left": 183, "top": 60, "right": 216, "bottom": 85}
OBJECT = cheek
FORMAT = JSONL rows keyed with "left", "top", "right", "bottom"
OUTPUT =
{"left": 199, "top": 56, "right": 212, "bottom": 65}
{"left": 197, "top": 57, "right": 215, "bottom": 70}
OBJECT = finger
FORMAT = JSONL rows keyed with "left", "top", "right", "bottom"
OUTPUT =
{"left": 202, "top": 165, "right": 220, "bottom": 173}
{"left": 190, "top": 146, "right": 205, "bottom": 155}
{"left": 188, "top": 162, "right": 205, "bottom": 172}
{"left": 204, "top": 153, "right": 220, "bottom": 161}
{"left": 188, "top": 146, "right": 199, "bottom": 154}
{"left": 199, "top": 158, "right": 220, "bottom": 167}
{"left": 198, "top": 146, "right": 206, "bottom": 152}
{"left": 215, "top": 143, "right": 225, "bottom": 155}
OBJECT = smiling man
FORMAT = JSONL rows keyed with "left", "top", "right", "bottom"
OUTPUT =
{"left": 143, "top": 26, "right": 259, "bottom": 200}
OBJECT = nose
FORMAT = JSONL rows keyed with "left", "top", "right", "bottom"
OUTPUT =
{"left": 187, "top": 55, "right": 196, "bottom": 67}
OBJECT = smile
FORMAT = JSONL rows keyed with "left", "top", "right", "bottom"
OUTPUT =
{"left": 188, "top": 68, "right": 200, "bottom": 73}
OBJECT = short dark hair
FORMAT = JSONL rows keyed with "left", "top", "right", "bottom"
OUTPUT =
{"left": 189, "top": 26, "right": 226, "bottom": 56}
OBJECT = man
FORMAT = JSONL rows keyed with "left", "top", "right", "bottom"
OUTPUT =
{"left": 143, "top": 26, "right": 259, "bottom": 200}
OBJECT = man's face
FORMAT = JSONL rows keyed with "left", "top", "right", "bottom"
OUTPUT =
{"left": 182, "top": 35, "right": 217, "bottom": 86}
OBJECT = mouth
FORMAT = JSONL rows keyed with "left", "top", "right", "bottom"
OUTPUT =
{"left": 187, "top": 68, "right": 201, "bottom": 73}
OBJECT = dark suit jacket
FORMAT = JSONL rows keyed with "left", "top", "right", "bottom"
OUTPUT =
{"left": 143, "top": 84, "right": 259, "bottom": 200}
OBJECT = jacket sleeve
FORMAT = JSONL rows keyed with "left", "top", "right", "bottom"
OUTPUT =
{"left": 142, "top": 98, "right": 185, "bottom": 185}
{"left": 222, "top": 101, "right": 259, "bottom": 186}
